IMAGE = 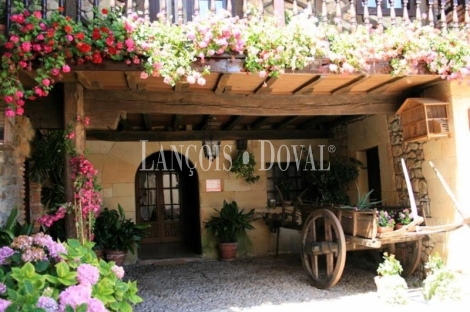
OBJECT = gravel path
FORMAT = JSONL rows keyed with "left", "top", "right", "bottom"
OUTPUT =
{"left": 124, "top": 253, "right": 469, "bottom": 312}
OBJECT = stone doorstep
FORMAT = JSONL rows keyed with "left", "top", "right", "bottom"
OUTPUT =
{"left": 135, "top": 256, "right": 207, "bottom": 266}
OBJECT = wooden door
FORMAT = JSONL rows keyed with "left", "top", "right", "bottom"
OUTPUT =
{"left": 137, "top": 170, "right": 182, "bottom": 244}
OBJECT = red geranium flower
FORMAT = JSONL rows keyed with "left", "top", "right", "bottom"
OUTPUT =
{"left": 64, "top": 25, "right": 72, "bottom": 33}
{"left": 102, "top": 8, "right": 108, "bottom": 15}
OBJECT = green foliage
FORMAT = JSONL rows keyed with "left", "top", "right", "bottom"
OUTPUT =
{"left": 377, "top": 253, "right": 403, "bottom": 276}
{"left": 230, "top": 151, "right": 260, "bottom": 184}
{"left": 341, "top": 182, "right": 382, "bottom": 210}
{"left": 376, "top": 210, "right": 396, "bottom": 228}
{"left": 304, "top": 157, "right": 362, "bottom": 205}
{"left": 205, "top": 200, "right": 256, "bottom": 243}
{"left": 0, "top": 236, "right": 143, "bottom": 311}
{"left": 94, "top": 204, "right": 149, "bottom": 254}
{"left": 422, "top": 253, "right": 461, "bottom": 301}
{"left": 0, "top": 207, "right": 34, "bottom": 247}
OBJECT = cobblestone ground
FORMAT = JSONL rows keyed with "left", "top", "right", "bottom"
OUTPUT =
{"left": 124, "top": 253, "right": 469, "bottom": 312}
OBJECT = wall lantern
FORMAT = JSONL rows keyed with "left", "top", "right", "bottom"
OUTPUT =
{"left": 420, "top": 197, "right": 431, "bottom": 219}
{"left": 202, "top": 139, "right": 221, "bottom": 161}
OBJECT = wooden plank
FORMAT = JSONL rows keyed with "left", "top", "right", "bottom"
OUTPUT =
{"left": 76, "top": 72, "right": 93, "bottom": 89}
{"left": 254, "top": 77, "right": 278, "bottom": 94}
{"left": 293, "top": 75, "right": 323, "bottom": 94}
{"left": 84, "top": 90, "right": 406, "bottom": 118}
{"left": 86, "top": 129, "right": 328, "bottom": 141}
{"left": 214, "top": 74, "right": 232, "bottom": 94}
{"left": 174, "top": 82, "right": 190, "bottom": 92}
{"left": 119, "top": 113, "right": 132, "bottom": 131}
{"left": 172, "top": 115, "right": 183, "bottom": 131}
{"left": 223, "top": 115, "right": 244, "bottom": 130}
{"left": 275, "top": 116, "right": 300, "bottom": 130}
{"left": 366, "top": 77, "right": 405, "bottom": 94}
{"left": 251, "top": 117, "right": 271, "bottom": 130}
{"left": 331, "top": 75, "right": 368, "bottom": 95}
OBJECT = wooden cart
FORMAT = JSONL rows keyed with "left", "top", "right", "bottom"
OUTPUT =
{"left": 296, "top": 160, "right": 470, "bottom": 289}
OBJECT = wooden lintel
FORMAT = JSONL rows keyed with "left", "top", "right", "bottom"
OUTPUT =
{"left": 251, "top": 117, "right": 271, "bottom": 130}
{"left": 223, "top": 86, "right": 232, "bottom": 94}
{"left": 84, "top": 90, "right": 406, "bottom": 118}
{"left": 87, "top": 129, "right": 328, "bottom": 141}
{"left": 293, "top": 75, "right": 323, "bottom": 95}
{"left": 119, "top": 114, "right": 132, "bottom": 131}
{"left": 331, "top": 75, "right": 368, "bottom": 95}
{"left": 415, "top": 77, "right": 445, "bottom": 91}
{"left": 215, "top": 74, "right": 231, "bottom": 94}
{"left": 137, "top": 83, "right": 147, "bottom": 91}
{"left": 142, "top": 113, "right": 152, "bottom": 131}
{"left": 366, "top": 77, "right": 404, "bottom": 94}
{"left": 254, "top": 77, "right": 278, "bottom": 94}
{"left": 275, "top": 116, "right": 300, "bottom": 130}
{"left": 75, "top": 72, "right": 92, "bottom": 89}
{"left": 172, "top": 115, "right": 183, "bottom": 131}
{"left": 174, "top": 82, "right": 190, "bottom": 92}
{"left": 91, "top": 81, "right": 102, "bottom": 90}
{"left": 224, "top": 115, "right": 244, "bottom": 130}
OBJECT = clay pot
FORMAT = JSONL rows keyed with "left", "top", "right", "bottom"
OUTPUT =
{"left": 377, "top": 226, "right": 394, "bottom": 233}
{"left": 105, "top": 250, "right": 127, "bottom": 266}
{"left": 218, "top": 243, "right": 238, "bottom": 261}
{"left": 94, "top": 249, "right": 105, "bottom": 261}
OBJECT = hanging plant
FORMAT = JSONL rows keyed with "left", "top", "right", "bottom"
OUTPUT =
{"left": 230, "top": 150, "right": 260, "bottom": 184}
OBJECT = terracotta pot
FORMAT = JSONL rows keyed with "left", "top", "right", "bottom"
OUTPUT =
{"left": 218, "top": 243, "right": 238, "bottom": 261}
{"left": 105, "top": 250, "right": 127, "bottom": 266}
{"left": 377, "top": 226, "right": 394, "bottom": 233}
{"left": 94, "top": 249, "right": 105, "bottom": 261}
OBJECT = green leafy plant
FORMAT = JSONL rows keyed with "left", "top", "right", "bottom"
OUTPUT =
{"left": 205, "top": 200, "right": 256, "bottom": 243}
{"left": 94, "top": 204, "right": 149, "bottom": 255}
{"left": 341, "top": 183, "right": 382, "bottom": 210}
{"left": 377, "top": 252, "right": 403, "bottom": 276}
{"left": 230, "top": 151, "right": 260, "bottom": 184}
{"left": 0, "top": 234, "right": 143, "bottom": 311}
{"left": 422, "top": 253, "right": 461, "bottom": 301}
{"left": 0, "top": 207, "right": 34, "bottom": 247}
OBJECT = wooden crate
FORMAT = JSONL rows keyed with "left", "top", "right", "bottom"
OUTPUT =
{"left": 397, "top": 98, "right": 449, "bottom": 142}
{"left": 333, "top": 208, "right": 377, "bottom": 239}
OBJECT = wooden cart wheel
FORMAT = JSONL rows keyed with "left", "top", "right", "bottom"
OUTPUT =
{"left": 372, "top": 240, "right": 423, "bottom": 277}
{"left": 300, "top": 209, "right": 346, "bottom": 289}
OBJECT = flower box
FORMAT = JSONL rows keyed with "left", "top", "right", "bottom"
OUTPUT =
{"left": 332, "top": 208, "right": 378, "bottom": 239}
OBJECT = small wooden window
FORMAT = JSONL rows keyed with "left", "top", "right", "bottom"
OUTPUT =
{"left": 356, "top": 0, "right": 416, "bottom": 17}
{"left": 397, "top": 98, "right": 449, "bottom": 142}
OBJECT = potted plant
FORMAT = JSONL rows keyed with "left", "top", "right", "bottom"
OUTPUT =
{"left": 376, "top": 210, "right": 395, "bottom": 233}
{"left": 375, "top": 252, "right": 408, "bottom": 304}
{"left": 230, "top": 150, "right": 260, "bottom": 184}
{"left": 341, "top": 183, "right": 382, "bottom": 211}
{"left": 395, "top": 208, "right": 414, "bottom": 231}
{"left": 205, "top": 200, "right": 256, "bottom": 261}
{"left": 94, "top": 204, "right": 149, "bottom": 265}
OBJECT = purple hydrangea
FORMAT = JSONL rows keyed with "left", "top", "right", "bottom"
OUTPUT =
{"left": 37, "top": 296, "right": 59, "bottom": 312}
{"left": 86, "top": 298, "right": 107, "bottom": 312}
{"left": 0, "top": 283, "right": 6, "bottom": 295}
{"left": 76, "top": 264, "right": 100, "bottom": 286}
{"left": 0, "top": 299, "right": 11, "bottom": 312}
{"left": 0, "top": 246, "right": 15, "bottom": 265}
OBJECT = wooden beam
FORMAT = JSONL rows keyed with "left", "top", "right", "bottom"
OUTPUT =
{"left": 224, "top": 115, "right": 244, "bottom": 130}
{"left": 125, "top": 72, "right": 138, "bottom": 90}
{"left": 293, "top": 75, "right": 323, "bottom": 94}
{"left": 64, "top": 82, "right": 85, "bottom": 239}
{"left": 251, "top": 117, "right": 271, "bottom": 130}
{"left": 76, "top": 72, "right": 92, "bottom": 89}
{"left": 195, "top": 115, "right": 211, "bottom": 130}
{"left": 119, "top": 113, "right": 132, "bottom": 131}
{"left": 366, "top": 77, "right": 404, "bottom": 94}
{"left": 331, "top": 75, "right": 368, "bottom": 95}
{"left": 174, "top": 82, "right": 190, "bottom": 92}
{"left": 172, "top": 114, "right": 183, "bottom": 131}
{"left": 142, "top": 113, "right": 152, "bottom": 131}
{"left": 214, "top": 74, "right": 231, "bottom": 94}
{"left": 299, "top": 116, "right": 334, "bottom": 130}
{"left": 87, "top": 129, "right": 328, "bottom": 141}
{"left": 254, "top": 77, "right": 278, "bottom": 94}
{"left": 275, "top": 116, "right": 300, "bottom": 130}
{"left": 415, "top": 77, "right": 445, "bottom": 91}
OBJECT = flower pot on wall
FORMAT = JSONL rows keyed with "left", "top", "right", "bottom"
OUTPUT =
{"left": 219, "top": 243, "right": 238, "bottom": 261}
{"left": 105, "top": 250, "right": 127, "bottom": 266}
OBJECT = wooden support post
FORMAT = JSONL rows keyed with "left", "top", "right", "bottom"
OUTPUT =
{"left": 401, "top": 158, "right": 418, "bottom": 220}
{"left": 64, "top": 83, "right": 86, "bottom": 239}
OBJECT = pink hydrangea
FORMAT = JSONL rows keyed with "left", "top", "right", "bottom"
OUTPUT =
{"left": 0, "top": 299, "right": 11, "bottom": 311}
{"left": 58, "top": 285, "right": 92, "bottom": 312}
{"left": 37, "top": 296, "right": 58, "bottom": 312}
{"left": 111, "top": 265, "right": 125, "bottom": 279}
{"left": 0, "top": 247, "right": 15, "bottom": 265}
{"left": 77, "top": 264, "right": 100, "bottom": 286}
